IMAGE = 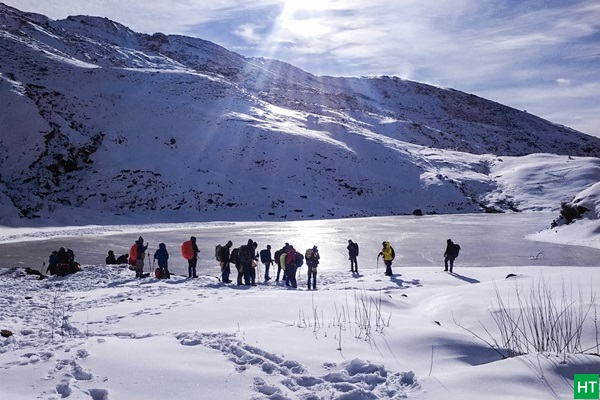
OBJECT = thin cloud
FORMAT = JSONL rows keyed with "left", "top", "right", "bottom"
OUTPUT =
{"left": 557, "top": 78, "right": 572, "bottom": 86}
{"left": 233, "top": 23, "right": 265, "bottom": 45}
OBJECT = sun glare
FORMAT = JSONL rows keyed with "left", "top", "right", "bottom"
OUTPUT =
{"left": 251, "top": 0, "right": 345, "bottom": 76}
{"left": 278, "top": 0, "right": 334, "bottom": 38}
{"left": 282, "top": 0, "right": 328, "bottom": 12}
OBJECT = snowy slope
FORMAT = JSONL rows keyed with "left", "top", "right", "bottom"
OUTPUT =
{"left": 1, "top": 3, "right": 600, "bottom": 226}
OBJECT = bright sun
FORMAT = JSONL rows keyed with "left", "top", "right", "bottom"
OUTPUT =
{"left": 278, "top": 0, "right": 333, "bottom": 38}
{"left": 282, "top": 0, "right": 327, "bottom": 12}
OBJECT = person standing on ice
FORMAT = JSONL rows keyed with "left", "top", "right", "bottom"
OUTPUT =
{"left": 285, "top": 245, "right": 299, "bottom": 288}
{"left": 135, "top": 237, "right": 148, "bottom": 278}
{"left": 238, "top": 239, "right": 257, "bottom": 286}
{"left": 305, "top": 245, "right": 320, "bottom": 290}
{"left": 377, "top": 241, "right": 395, "bottom": 276}
{"left": 218, "top": 240, "right": 233, "bottom": 283}
{"left": 182, "top": 236, "right": 200, "bottom": 278}
{"left": 443, "top": 239, "right": 460, "bottom": 273}
{"left": 260, "top": 244, "right": 273, "bottom": 281}
{"left": 347, "top": 240, "right": 359, "bottom": 273}
{"left": 275, "top": 243, "right": 289, "bottom": 282}
{"left": 249, "top": 241, "right": 259, "bottom": 286}
{"left": 230, "top": 246, "right": 241, "bottom": 284}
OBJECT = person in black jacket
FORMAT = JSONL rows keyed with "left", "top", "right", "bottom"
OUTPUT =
{"left": 135, "top": 237, "right": 148, "bottom": 278}
{"left": 219, "top": 241, "right": 233, "bottom": 283}
{"left": 238, "top": 239, "right": 257, "bottom": 286}
{"left": 106, "top": 250, "right": 117, "bottom": 265}
{"left": 188, "top": 236, "right": 200, "bottom": 278}
{"left": 347, "top": 240, "right": 359, "bottom": 273}
{"left": 260, "top": 245, "right": 273, "bottom": 281}
{"left": 305, "top": 246, "right": 320, "bottom": 290}
{"left": 153, "top": 243, "right": 170, "bottom": 279}
{"left": 444, "top": 239, "right": 460, "bottom": 273}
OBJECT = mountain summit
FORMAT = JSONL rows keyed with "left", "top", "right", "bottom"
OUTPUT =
{"left": 1, "top": 3, "right": 599, "bottom": 225}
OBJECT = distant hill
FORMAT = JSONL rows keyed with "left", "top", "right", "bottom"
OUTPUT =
{"left": 1, "top": 3, "right": 599, "bottom": 226}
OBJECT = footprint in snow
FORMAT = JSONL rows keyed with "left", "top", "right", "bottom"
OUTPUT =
{"left": 68, "top": 360, "right": 93, "bottom": 381}
{"left": 88, "top": 388, "right": 110, "bottom": 400}
{"left": 177, "top": 332, "right": 419, "bottom": 398}
{"left": 55, "top": 380, "right": 72, "bottom": 397}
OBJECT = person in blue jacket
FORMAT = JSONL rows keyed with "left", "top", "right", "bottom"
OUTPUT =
{"left": 153, "top": 243, "right": 170, "bottom": 279}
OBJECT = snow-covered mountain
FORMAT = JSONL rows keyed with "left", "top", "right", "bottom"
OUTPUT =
{"left": 1, "top": 3, "right": 599, "bottom": 226}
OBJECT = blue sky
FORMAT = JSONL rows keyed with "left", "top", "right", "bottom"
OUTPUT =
{"left": 6, "top": 0, "right": 600, "bottom": 138}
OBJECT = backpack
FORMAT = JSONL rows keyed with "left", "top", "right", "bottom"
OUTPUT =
{"left": 453, "top": 243, "right": 461, "bottom": 257}
{"left": 260, "top": 249, "right": 271, "bottom": 263}
{"left": 295, "top": 252, "right": 304, "bottom": 267}
{"left": 239, "top": 245, "right": 252, "bottom": 263}
{"left": 305, "top": 248, "right": 314, "bottom": 261}
{"left": 274, "top": 249, "right": 282, "bottom": 265}
{"left": 230, "top": 248, "right": 239, "bottom": 264}
{"left": 305, "top": 249, "right": 319, "bottom": 266}
{"left": 279, "top": 252, "right": 287, "bottom": 268}
{"left": 215, "top": 245, "right": 223, "bottom": 261}
{"left": 181, "top": 240, "right": 194, "bottom": 260}
{"left": 154, "top": 267, "right": 169, "bottom": 279}
{"left": 129, "top": 244, "right": 138, "bottom": 260}
{"left": 390, "top": 246, "right": 395, "bottom": 260}
{"left": 354, "top": 243, "right": 359, "bottom": 256}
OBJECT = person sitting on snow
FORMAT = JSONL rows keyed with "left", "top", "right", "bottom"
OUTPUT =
{"left": 106, "top": 250, "right": 117, "bottom": 265}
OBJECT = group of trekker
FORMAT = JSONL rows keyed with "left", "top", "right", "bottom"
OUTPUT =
{"left": 106, "top": 236, "right": 170, "bottom": 279}
{"left": 102, "top": 236, "right": 461, "bottom": 286}
{"left": 46, "top": 247, "right": 81, "bottom": 276}
{"left": 213, "top": 240, "right": 320, "bottom": 289}
{"left": 104, "top": 236, "right": 323, "bottom": 289}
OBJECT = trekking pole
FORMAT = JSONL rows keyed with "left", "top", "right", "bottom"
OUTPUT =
{"left": 376, "top": 255, "right": 380, "bottom": 273}
{"left": 152, "top": 253, "right": 155, "bottom": 277}
{"left": 257, "top": 261, "right": 261, "bottom": 283}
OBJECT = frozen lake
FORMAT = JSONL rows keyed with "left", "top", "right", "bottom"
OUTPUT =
{"left": 1, "top": 213, "right": 599, "bottom": 277}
